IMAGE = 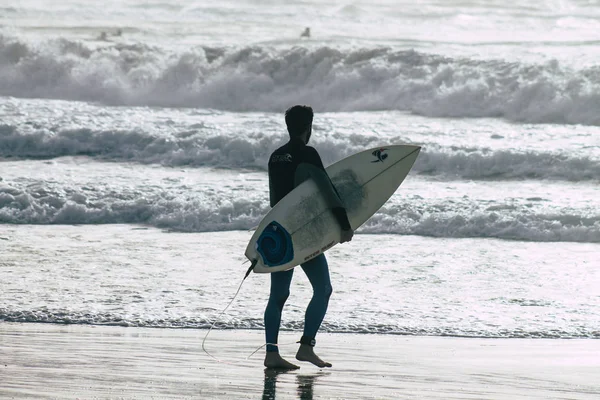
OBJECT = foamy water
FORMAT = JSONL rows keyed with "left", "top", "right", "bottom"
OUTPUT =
{"left": 1, "top": 0, "right": 599, "bottom": 339}
{"left": 2, "top": 226, "right": 599, "bottom": 339}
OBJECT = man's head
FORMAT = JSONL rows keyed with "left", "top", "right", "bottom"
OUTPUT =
{"left": 285, "top": 105, "right": 313, "bottom": 142}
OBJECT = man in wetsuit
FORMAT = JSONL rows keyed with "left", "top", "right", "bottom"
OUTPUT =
{"left": 264, "top": 105, "right": 354, "bottom": 370}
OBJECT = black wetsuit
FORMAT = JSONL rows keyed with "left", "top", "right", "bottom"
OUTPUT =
{"left": 265, "top": 137, "right": 348, "bottom": 353}
{"left": 268, "top": 138, "right": 351, "bottom": 230}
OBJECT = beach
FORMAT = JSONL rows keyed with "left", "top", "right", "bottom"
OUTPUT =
{"left": 2, "top": 322, "right": 599, "bottom": 399}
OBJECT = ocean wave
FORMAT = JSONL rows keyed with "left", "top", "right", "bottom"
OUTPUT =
{"left": 2, "top": 125, "right": 599, "bottom": 181}
{"left": 1, "top": 183, "right": 598, "bottom": 242}
{"left": 415, "top": 147, "right": 600, "bottom": 181}
{"left": 364, "top": 204, "right": 600, "bottom": 243}
{"left": 2, "top": 35, "right": 600, "bottom": 125}
{"left": 1, "top": 309, "right": 597, "bottom": 339}
{"left": 0, "top": 182, "right": 268, "bottom": 232}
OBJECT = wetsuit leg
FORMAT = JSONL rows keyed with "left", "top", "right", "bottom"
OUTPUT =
{"left": 300, "top": 254, "right": 333, "bottom": 340}
{"left": 264, "top": 268, "right": 294, "bottom": 352}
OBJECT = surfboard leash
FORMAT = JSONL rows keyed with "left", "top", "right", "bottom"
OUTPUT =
{"left": 201, "top": 259, "right": 297, "bottom": 366}
{"left": 244, "top": 259, "right": 257, "bottom": 278}
{"left": 201, "top": 260, "right": 255, "bottom": 365}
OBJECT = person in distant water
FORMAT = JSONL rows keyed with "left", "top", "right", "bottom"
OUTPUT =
{"left": 96, "top": 29, "right": 122, "bottom": 41}
{"left": 264, "top": 105, "right": 354, "bottom": 370}
{"left": 300, "top": 27, "right": 310, "bottom": 38}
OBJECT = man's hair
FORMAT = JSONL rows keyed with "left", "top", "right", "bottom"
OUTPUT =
{"left": 285, "top": 105, "right": 313, "bottom": 137}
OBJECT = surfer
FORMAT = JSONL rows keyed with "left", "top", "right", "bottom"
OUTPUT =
{"left": 264, "top": 105, "right": 354, "bottom": 370}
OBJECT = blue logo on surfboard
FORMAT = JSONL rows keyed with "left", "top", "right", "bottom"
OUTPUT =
{"left": 256, "top": 221, "right": 294, "bottom": 267}
{"left": 371, "top": 148, "right": 388, "bottom": 163}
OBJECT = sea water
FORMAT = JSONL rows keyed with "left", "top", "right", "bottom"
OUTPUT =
{"left": 1, "top": 0, "right": 599, "bottom": 340}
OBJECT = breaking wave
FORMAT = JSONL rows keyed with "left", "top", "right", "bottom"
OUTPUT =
{"left": 2, "top": 124, "right": 599, "bottom": 181}
{"left": 2, "top": 35, "right": 600, "bottom": 125}
{"left": 1, "top": 182, "right": 599, "bottom": 242}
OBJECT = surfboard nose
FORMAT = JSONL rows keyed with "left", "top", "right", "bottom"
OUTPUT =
{"left": 404, "top": 145, "right": 421, "bottom": 160}
{"left": 395, "top": 145, "right": 421, "bottom": 162}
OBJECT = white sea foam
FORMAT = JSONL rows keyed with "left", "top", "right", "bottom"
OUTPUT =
{"left": 0, "top": 308, "right": 597, "bottom": 339}
{"left": 2, "top": 225, "right": 598, "bottom": 341}
{"left": 1, "top": 181, "right": 598, "bottom": 242}
{"left": 1, "top": 124, "right": 598, "bottom": 181}
{"left": 2, "top": 35, "right": 600, "bottom": 125}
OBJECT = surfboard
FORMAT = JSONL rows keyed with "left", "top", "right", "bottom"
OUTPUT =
{"left": 245, "top": 144, "right": 421, "bottom": 273}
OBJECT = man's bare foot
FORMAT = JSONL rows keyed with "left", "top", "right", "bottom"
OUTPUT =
{"left": 264, "top": 352, "right": 300, "bottom": 370}
{"left": 295, "top": 344, "right": 332, "bottom": 368}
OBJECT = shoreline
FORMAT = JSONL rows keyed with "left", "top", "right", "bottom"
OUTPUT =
{"left": 2, "top": 322, "right": 599, "bottom": 399}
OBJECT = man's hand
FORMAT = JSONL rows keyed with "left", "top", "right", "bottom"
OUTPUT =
{"left": 340, "top": 228, "right": 354, "bottom": 243}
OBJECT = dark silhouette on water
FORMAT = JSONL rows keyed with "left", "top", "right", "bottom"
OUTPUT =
{"left": 96, "top": 29, "right": 123, "bottom": 41}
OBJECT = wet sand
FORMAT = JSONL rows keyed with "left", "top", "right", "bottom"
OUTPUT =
{"left": 1, "top": 322, "right": 599, "bottom": 399}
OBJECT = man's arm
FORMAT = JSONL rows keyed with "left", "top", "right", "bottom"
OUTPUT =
{"left": 295, "top": 148, "right": 353, "bottom": 234}
{"left": 268, "top": 176, "right": 276, "bottom": 208}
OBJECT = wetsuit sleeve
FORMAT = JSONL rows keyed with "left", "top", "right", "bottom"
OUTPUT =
{"left": 269, "top": 174, "right": 276, "bottom": 208}
{"left": 331, "top": 207, "right": 351, "bottom": 231}
{"left": 268, "top": 157, "right": 278, "bottom": 208}
{"left": 296, "top": 148, "right": 352, "bottom": 231}
{"left": 303, "top": 147, "right": 327, "bottom": 171}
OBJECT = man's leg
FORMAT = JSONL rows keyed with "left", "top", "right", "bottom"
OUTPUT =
{"left": 296, "top": 254, "right": 333, "bottom": 367}
{"left": 264, "top": 268, "right": 299, "bottom": 369}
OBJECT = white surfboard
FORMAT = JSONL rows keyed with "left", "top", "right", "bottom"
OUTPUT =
{"left": 245, "top": 144, "right": 421, "bottom": 273}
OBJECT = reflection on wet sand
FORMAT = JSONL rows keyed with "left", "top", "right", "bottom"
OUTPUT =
{"left": 262, "top": 368, "right": 330, "bottom": 400}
